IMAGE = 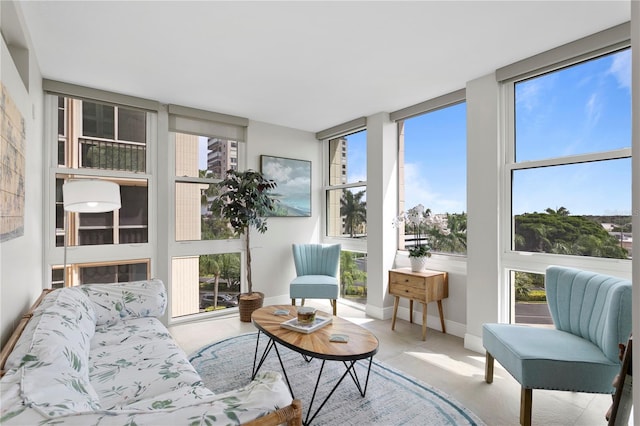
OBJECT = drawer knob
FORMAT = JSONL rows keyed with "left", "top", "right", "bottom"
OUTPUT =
{"left": 405, "top": 289, "right": 409, "bottom": 293}
{"left": 405, "top": 279, "right": 409, "bottom": 282}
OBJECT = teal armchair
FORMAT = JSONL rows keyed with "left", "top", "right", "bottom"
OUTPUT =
{"left": 290, "top": 244, "right": 341, "bottom": 315}
{"left": 483, "top": 266, "right": 632, "bottom": 426}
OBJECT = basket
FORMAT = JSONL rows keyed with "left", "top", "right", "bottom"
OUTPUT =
{"left": 238, "top": 292, "right": 264, "bottom": 322}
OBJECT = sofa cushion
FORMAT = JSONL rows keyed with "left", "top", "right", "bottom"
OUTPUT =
{"left": 11, "top": 288, "right": 101, "bottom": 417}
{"left": 89, "top": 317, "right": 209, "bottom": 409}
{"left": 79, "top": 279, "right": 166, "bottom": 326}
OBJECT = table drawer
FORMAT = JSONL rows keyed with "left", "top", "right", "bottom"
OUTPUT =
{"left": 389, "top": 273, "right": 426, "bottom": 301}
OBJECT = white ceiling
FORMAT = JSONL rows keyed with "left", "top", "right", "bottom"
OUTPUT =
{"left": 16, "top": 1, "right": 630, "bottom": 133}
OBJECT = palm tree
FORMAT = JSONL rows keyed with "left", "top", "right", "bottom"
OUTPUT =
{"left": 441, "top": 212, "right": 467, "bottom": 253}
{"left": 340, "top": 251, "right": 366, "bottom": 297}
{"left": 340, "top": 190, "right": 366, "bottom": 238}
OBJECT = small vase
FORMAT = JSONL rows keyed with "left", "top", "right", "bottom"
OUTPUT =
{"left": 410, "top": 256, "right": 428, "bottom": 272}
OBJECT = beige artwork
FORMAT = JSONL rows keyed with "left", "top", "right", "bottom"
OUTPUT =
{"left": 0, "top": 82, "right": 26, "bottom": 242}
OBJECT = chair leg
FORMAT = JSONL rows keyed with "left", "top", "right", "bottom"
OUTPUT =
{"left": 485, "top": 352, "right": 494, "bottom": 384}
{"left": 520, "top": 387, "right": 532, "bottom": 426}
{"left": 291, "top": 298, "right": 296, "bottom": 306}
{"left": 301, "top": 298, "right": 305, "bottom": 306}
{"left": 331, "top": 299, "right": 337, "bottom": 316}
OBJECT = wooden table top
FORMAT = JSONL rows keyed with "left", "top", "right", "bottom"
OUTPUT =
{"left": 252, "top": 305, "right": 379, "bottom": 361}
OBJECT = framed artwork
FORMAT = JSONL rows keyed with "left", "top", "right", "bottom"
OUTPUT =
{"left": 260, "top": 155, "right": 311, "bottom": 217}
{"left": 1, "top": 82, "right": 26, "bottom": 242}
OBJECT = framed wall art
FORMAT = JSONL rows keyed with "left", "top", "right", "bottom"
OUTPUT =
{"left": 1, "top": 82, "right": 26, "bottom": 242}
{"left": 260, "top": 155, "right": 311, "bottom": 217}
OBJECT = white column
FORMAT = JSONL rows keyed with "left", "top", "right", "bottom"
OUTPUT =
{"left": 365, "top": 112, "right": 398, "bottom": 319}
{"left": 464, "top": 73, "right": 501, "bottom": 352}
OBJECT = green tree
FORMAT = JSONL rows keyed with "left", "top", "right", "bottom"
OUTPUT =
{"left": 514, "top": 207, "right": 627, "bottom": 259}
{"left": 439, "top": 213, "right": 467, "bottom": 253}
{"left": 514, "top": 271, "right": 545, "bottom": 301}
{"left": 199, "top": 255, "right": 221, "bottom": 308}
{"left": 340, "top": 190, "right": 366, "bottom": 238}
{"left": 339, "top": 251, "right": 367, "bottom": 297}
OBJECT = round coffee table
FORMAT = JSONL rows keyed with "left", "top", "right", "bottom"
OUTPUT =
{"left": 251, "top": 305, "right": 379, "bottom": 425}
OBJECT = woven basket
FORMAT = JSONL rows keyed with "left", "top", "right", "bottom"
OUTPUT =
{"left": 238, "top": 292, "right": 264, "bottom": 322}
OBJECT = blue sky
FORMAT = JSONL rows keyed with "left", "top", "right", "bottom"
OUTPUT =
{"left": 198, "top": 50, "right": 631, "bottom": 218}
{"left": 345, "top": 48, "right": 631, "bottom": 217}
{"left": 513, "top": 48, "right": 631, "bottom": 216}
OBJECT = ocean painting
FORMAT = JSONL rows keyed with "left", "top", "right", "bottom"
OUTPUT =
{"left": 260, "top": 155, "right": 311, "bottom": 217}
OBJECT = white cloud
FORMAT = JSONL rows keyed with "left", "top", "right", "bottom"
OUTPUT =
{"left": 403, "top": 163, "right": 464, "bottom": 213}
{"left": 515, "top": 80, "right": 541, "bottom": 112}
{"left": 607, "top": 49, "right": 631, "bottom": 90}
{"left": 585, "top": 92, "right": 601, "bottom": 128}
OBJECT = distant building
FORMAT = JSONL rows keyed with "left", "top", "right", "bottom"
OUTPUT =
{"left": 207, "top": 138, "right": 238, "bottom": 178}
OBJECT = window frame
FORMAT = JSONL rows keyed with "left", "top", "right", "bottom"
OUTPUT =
{"left": 44, "top": 91, "right": 157, "bottom": 288}
{"left": 322, "top": 127, "right": 368, "bottom": 253}
{"left": 167, "top": 108, "right": 248, "bottom": 322}
{"left": 395, "top": 96, "right": 467, "bottom": 258}
{"left": 499, "top": 44, "right": 633, "bottom": 322}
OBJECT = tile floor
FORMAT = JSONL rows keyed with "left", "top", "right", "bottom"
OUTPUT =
{"left": 169, "top": 300, "right": 612, "bottom": 426}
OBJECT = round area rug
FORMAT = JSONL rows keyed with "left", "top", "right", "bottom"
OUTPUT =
{"left": 190, "top": 332, "right": 485, "bottom": 426}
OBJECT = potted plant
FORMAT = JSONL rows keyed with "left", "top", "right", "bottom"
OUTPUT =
{"left": 210, "top": 169, "right": 277, "bottom": 321}
{"left": 393, "top": 204, "right": 432, "bottom": 272}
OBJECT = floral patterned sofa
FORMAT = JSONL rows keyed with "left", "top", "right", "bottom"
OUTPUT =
{"left": 0, "top": 280, "right": 301, "bottom": 425}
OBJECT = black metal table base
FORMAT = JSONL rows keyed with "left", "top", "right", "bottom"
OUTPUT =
{"left": 251, "top": 330, "right": 374, "bottom": 425}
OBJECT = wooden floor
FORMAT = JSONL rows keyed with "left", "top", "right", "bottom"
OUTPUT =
{"left": 170, "top": 300, "right": 612, "bottom": 426}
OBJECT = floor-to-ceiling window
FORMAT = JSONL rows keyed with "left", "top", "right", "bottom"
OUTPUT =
{"left": 45, "top": 89, "right": 156, "bottom": 287}
{"left": 323, "top": 125, "right": 368, "bottom": 306}
{"left": 502, "top": 45, "right": 632, "bottom": 324}
{"left": 168, "top": 106, "right": 247, "bottom": 319}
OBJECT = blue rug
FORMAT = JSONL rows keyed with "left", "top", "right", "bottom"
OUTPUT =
{"left": 190, "top": 333, "right": 485, "bottom": 426}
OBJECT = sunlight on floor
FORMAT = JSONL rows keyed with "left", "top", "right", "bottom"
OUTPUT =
{"left": 341, "top": 316, "right": 375, "bottom": 325}
{"left": 405, "top": 351, "right": 484, "bottom": 377}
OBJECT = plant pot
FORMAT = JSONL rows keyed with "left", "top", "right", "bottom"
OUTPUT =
{"left": 238, "top": 292, "right": 264, "bottom": 322}
{"left": 410, "top": 256, "right": 428, "bottom": 273}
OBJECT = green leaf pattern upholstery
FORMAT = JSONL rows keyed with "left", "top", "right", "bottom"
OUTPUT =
{"left": 0, "top": 281, "right": 292, "bottom": 424}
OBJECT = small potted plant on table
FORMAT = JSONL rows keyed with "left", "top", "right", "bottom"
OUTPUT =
{"left": 393, "top": 204, "right": 432, "bottom": 272}
{"left": 211, "top": 169, "right": 277, "bottom": 321}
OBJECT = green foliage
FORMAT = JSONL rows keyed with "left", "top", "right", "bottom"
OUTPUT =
{"left": 209, "top": 169, "right": 277, "bottom": 294}
{"left": 514, "top": 207, "right": 628, "bottom": 259}
{"left": 210, "top": 169, "right": 277, "bottom": 236}
{"left": 514, "top": 271, "right": 546, "bottom": 301}
{"left": 340, "top": 251, "right": 367, "bottom": 297}
{"left": 526, "top": 289, "right": 548, "bottom": 302}
{"left": 341, "top": 190, "right": 366, "bottom": 238}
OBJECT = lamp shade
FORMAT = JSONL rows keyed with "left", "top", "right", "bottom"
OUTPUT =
{"left": 63, "top": 180, "right": 121, "bottom": 213}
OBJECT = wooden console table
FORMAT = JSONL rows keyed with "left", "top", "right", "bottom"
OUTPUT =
{"left": 388, "top": 268, "right": 448, "bottom": 340}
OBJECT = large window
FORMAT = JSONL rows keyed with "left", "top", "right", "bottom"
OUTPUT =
{"left": 508, "top": 48, "right": 632, "bottom": 260}
{"left": 48, "top": 94, "right": 153, "bottom": 287}
{"left": 168, "top": 106, "right": 248, "bottom": 319}
{"left": 397, "top": 100, "right": 467, "bottom": 255}
{"left": 326, "top": 130, "right": 367, "bottom": 239}
{"left": 324, "top": 127, "right": 367, "bottom": 306}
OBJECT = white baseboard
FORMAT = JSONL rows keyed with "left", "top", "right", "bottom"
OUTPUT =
{"left": 464, "top": 333, "right": 485, "bottom": 354}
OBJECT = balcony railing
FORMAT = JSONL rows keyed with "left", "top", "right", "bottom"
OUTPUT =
{"left": 80, "top": 138, "right": 146, "bottom": 172}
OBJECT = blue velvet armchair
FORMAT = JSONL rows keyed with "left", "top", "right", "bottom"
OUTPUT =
{"left": 483, "top": 266, "right": 632, "bottom": 426}
{"left": 290, "top": 244, "right": 341, "bottom": 316}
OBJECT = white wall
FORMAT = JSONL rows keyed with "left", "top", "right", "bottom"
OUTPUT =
{"left": 246, "top": 120, "right": 322, "bottom": 305}
{"left": 0, "top": 2, "right": 44, "bottom": 347}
